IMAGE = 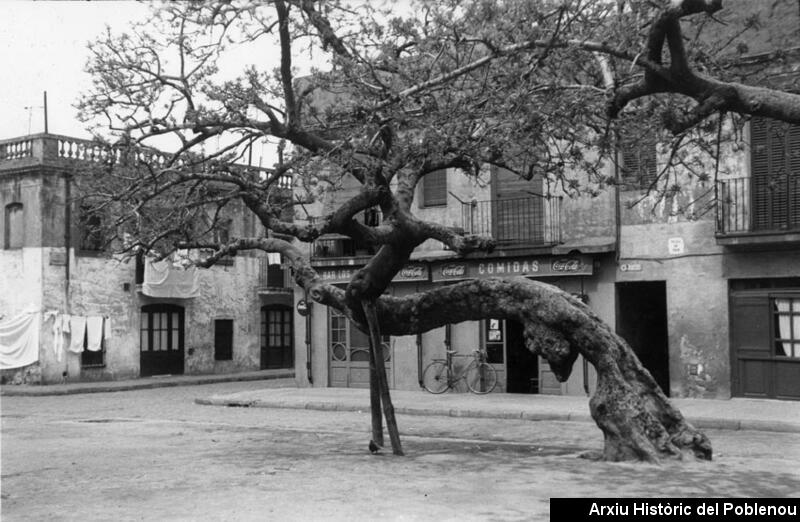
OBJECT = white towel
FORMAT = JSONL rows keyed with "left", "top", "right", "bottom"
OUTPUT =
{"left": 86, "top": 316, "right": 104, "bottom": 352}
{"left": 68, "top": 316, "right": 86, "bottom": 353}
{"left": 50, "top": 312, "right": 63, "bottom": 362}
{"left": 267, "top": 253, "right": 281, "bottom": 265}
{"left": 0, "top": 312, "right": 41, "bottom": 370}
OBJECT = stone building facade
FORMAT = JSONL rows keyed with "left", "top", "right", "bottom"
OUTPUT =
{"left": 0, "top": 133, "right": 296, "bottom": 384}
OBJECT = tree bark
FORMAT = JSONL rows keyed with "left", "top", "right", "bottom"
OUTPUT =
{"left": 367, "top": 278, "right": 711, "bottom": 462}
{"left": 362, "top": 299, "right": 404, "bottom": 456}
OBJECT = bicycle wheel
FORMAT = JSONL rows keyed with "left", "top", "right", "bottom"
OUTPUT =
{"left": 422, "top": 361, "right": 450, "bottom": 394}
{"left": 465, "top": 361, "right": 497, "bottom": 394}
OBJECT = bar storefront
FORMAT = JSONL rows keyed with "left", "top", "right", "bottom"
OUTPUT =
{"left": 305, "top": 254, "right": 611, "bottom": 395}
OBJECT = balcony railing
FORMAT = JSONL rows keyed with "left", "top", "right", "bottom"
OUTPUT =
{"left": 717, "top": 176, "right": 800, "bottom": 235}
{"left": 0, "top": 134, "right": 292, "bottom": 188}
{"left": 258, "top": 256, "right": 292, "bottom": 292}
{"left": 462, "top": 196, "right": 561, "bottom": 247}
{"left": 311, "top": 208, "right": 381, "bottom": 259}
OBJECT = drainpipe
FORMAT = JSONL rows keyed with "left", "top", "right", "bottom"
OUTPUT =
{"left": 63, "top": 172, "right": 72, "bottom": 379}
{"left": 416, "top": 333, "right": 423, "bottom": 388}
{"left": 304, "top": 290, "right": 313, "bottom": 385}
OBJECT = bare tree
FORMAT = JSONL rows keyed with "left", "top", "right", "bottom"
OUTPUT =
{"left": 77, "top": 0, "right": 799, "bottom": 462}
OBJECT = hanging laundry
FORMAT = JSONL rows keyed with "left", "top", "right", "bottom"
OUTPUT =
{"left": 267, "top": 252, "right": 281, "bottom": 265}
{"left": 104, "top": 316, "right": 111, "bottom": 343}
{"left": 46, "top": 311, "right": 64, "bottom": 362}
{"left": 142, "top": 259, "right": 200, "bottom": 298}
{"left": 86, "top": 316, "right": 104, "bottom": 352}
{"left": 68, "top": 316, "right": 87, "bottom": 353}
{"left": 0, "top": 312, "right": 41, "bottom": 370}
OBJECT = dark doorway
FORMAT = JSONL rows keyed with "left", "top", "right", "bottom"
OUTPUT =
{"left": 140, "top": 304, "right": 185, "bottom": 377}
{"left": 506, "top": 319, "right": 539, "bottom": 393}
{"left": 260, "top": 305, "right": 294, "bottom": 369}
{"left": 616, "top": 281, "right": 670, "bottom": 396}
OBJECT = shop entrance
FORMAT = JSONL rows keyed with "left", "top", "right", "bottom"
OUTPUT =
{"left": 616, "top": 281, "right": 670, "bottom": 396}
{"left": 505, "top": 320, "right": 539, "bottom": 393}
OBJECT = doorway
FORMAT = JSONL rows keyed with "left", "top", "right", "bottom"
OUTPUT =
{"left": 505, "top": 320, "right": 539, "bottom": 393}
{"left": 140, "top": 304, "right": 185, "bottom": 377}
{"left": 616, "top": 281, "right": 670, "bottom": 396}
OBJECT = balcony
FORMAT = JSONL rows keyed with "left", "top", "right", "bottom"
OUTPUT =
{"left": 258, "top": 256, "right": 293, "bottom": 295}
{"left": 311, "top": 208, "right": 381, "bottom": 261}
{"left": 462, "top": 196, "right": 562, "bottom": 249}
{"left": 716, "top": 176, "right": 800, "bottom": 246}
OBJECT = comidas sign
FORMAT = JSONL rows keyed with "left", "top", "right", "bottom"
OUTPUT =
{"left": 433, "top": 255, "right": 592, "bottom": 281}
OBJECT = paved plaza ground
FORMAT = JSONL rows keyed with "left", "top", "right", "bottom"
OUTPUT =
{"left": 2, "top": 380, "right": 799, "bottom": 521}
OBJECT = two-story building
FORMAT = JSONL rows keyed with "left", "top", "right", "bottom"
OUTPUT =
{"left": 0, "top": 133, "right": 297, "bottom": 385}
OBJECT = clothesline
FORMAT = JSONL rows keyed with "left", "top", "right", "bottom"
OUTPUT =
{"left": 0, "top": 310, "right": 113, "bottom": 369}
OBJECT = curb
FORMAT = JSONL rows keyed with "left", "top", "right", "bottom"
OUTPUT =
{"left": 0, "top": 371, "right": 295, "bottom": 397}
{"left": 195, "top": 396, "right": 800, "bottom": 434}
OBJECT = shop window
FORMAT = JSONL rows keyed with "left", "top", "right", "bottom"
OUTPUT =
{"left": 214, "top": 319, "right": 234, "bottom": 361}
{"left": 484, "top": 319, "right": 504, "bottom": 364}
{"left": 773, "top": 297, "right": 800, "bottom": 358}
{"left": 420, "top": 169, "right": 447, "bottom": 207}
{"left": 4, "top": 203, "right": 24, "bottom": 249}
{"left": 329, "top": 308, "right": 390, "bottom": 362}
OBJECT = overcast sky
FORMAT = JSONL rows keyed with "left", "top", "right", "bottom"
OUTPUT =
{"left": 0, "top": 2, "right": 154, "bottom": 141}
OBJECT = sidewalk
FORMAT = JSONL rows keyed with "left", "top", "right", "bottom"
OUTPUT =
{"left": 0, "top": 369, "right": 294, "bottom": 396}
{"left": 196, "top": 386, "right": 800, "bottom": 434}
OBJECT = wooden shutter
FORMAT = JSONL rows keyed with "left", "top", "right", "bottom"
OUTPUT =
{"left": 730, "top": 292, "right": 771, "bottom": 397}
{"left": 751, "top": 116, "right": 800, "bottom": 231}
{"left": 422, "top": 170, "right": 447, "bottom": 207}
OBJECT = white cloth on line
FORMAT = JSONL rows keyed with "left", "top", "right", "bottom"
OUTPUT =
{"left": 142, "top": 259, "right": 200, "bottom": 298}
{"left": 68, "top": 315, "right": 87, "bottom": 353}
{"left": 49, "top": 312, "right": 64, "bottom": 362}
{"left": 0, "top": 312, "right": 41, "bottom": 370}
{"left": 86, "top": 316, "right": 104, "bottom": 352}
{"left": 267, "top": 253, "right": 281, "bottom": 265}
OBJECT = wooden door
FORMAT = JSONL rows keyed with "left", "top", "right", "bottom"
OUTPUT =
{"left": 140, "top": 304, "right": 184, "bottom": 377}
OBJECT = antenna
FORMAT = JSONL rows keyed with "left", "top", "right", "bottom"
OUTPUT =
{"left": 24, "top": 91, "right": 48, "bottom": 135}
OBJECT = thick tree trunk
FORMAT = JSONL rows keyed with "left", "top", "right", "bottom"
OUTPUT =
{"left": 366, "top": 278, "right": 712, "bottom": 462}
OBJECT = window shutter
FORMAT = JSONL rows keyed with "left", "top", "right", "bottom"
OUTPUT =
{"left": 214, "top": 319, "right": 234, "bottom": 360}
{"left": 621, "top": 141, "right": 656, "bottom": 188}
{"left": 751, "top": 117, "right": 800, "bottom": 231}
{"left": 422, "top": 169, "right": 447, "bottom": 207}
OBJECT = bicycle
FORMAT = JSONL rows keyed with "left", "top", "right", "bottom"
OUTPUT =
{"left": 422, "top": 349, "right": 498, "bottom": 394}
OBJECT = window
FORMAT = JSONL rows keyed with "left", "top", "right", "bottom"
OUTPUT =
{"left": 4, "top": 203, "right": 24, "bottom": 249}
{"left": 329, "top": 308, "right": 390, "bottom": 363}
{"left": 420, "top": 169, "right": 447, "bottom": 207}
{"left": 620, "top": 141, "right": 657, "bottom": 189}
{"left": 773, "top": 297, "right": 800, "bottom": 358}
{"left": 750, "top": 116, "right": 800, "bottom": 231}
{"left": 81, "top": 319, "right": 106, "bottom": 368}
{"left": 484, "top": 319, "right": 504, "bottom": 364}
{"left": 214, "top": 319, "right": 234, "bottom": 361}
{"left": 79, "top": 205, "right": 104, "bottom": 252}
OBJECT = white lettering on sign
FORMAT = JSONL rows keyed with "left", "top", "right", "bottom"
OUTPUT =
{"left": 441, "top": 264, "right": 466, "bottom": 277}
{"left": 619, "top": 263, "right": 642, "bottom": 272}
{"left": 478, "top": 260, "right": 539, "bottom": 276}
{"left": 551, "top": 259, "right": 582, "bottom": 272}
{"left": 668, "top": 237, "right": 685, "bottom": 255}
{"left": 398, "top": 265, "right": 425, "bottom": 279}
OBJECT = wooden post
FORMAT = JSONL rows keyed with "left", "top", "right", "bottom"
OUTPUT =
{"left": 362, "top": 299, "right": 403, "bottom": 456}
{"left": 369, "top": 336, "right": 384, "bottom": 447}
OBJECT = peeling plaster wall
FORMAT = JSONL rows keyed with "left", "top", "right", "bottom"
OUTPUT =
{"left": 618, "top": 220, "right": 730, "bottom": 398}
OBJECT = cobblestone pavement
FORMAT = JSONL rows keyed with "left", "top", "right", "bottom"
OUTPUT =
{"left": 2, "top": 381, "right": 799, "bottom": 521}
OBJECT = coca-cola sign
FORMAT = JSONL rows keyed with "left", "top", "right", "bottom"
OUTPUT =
{"left": 441, "top": 264, "right": 466, "bottom": 277}
{"left": 551, "top": 259, "right": 582, "bottom": 272}
{"left": 397, "top": 265, "right": 427, "bottom": 280}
